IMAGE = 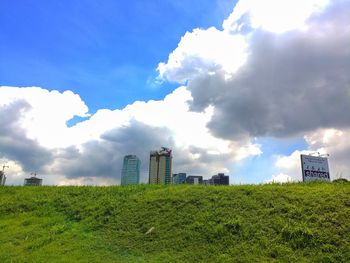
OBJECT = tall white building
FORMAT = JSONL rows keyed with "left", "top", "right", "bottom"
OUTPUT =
{"left": 149, "top": 147, "right": 172, "bottom": 184}
{"left": 121, "top": 155, "right": 141, "bottom": 185}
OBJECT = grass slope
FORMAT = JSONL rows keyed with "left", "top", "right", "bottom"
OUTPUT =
{"left": 0, "top": 182, "right": 349, "bottom": 262}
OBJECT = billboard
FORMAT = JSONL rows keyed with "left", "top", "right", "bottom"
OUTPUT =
{"left": 301, "top": 154, "right": 330, "bottom": 182}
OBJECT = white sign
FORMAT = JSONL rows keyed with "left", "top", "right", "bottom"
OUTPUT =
{"left": 301, "top": 154, "right": 330, "bottom": 182}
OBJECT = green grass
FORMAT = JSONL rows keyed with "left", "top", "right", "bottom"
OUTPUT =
{"left": 0, "top": 182, "right": 349, "bottom": 262}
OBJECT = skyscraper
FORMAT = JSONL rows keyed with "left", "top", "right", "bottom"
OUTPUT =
{"left": 121, "top": 155, "right": 141, "bottom": 185}
{"left": 149, "top": 147, "right": 172, "bottom": 184}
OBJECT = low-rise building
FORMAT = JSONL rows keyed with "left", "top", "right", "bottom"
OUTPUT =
{"left": 24, "top": 176, "right": 43, "bottom": 186}
{"left": 209, "top": 173, "right": 229, "bottom": 185}
{"left": 186, "top": 175, "right": 203, "bottom": 185}
{"left": 173, "top": 173, "right": 187, "bottom": 184}
{"left": 202, "top": 179, "right": 210, "bottom": 185}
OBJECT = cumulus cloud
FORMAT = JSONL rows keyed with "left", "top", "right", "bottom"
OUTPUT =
{"left": 305, "top": 128, "right": 350, "bottom": 179}
{"left": 0, "top": 86, "right": 90, "bottom": 148}
{"left": 274, "top": 128, "right": 350, "bottom": 180}
{"left": 0, "top": 86, "right": 260, "bottom": 185}
{"left": 49, "top": 121, "right": 175, "bottom": 183}
{"left": 0, "top": 100, "right": 53, "bottom": 172}
{"left": 160, "top": 0, "right": 350, "bottom": 139}
{"left": 157, "top": 0, "right": 350, "bottom": 182}
{"left": 2, "top": 0, "right": 349, "bottom": 184}
{"left": 266, "top": 173, "right": 293, "bottom": 184}
{"left": 274, "top": 150, "right": 311, "bottom": 182}
{"left": 158, "top": 27, "right": 247, "bottom": 82}
{"left": 223, "top": 0, "right": 330, "bottom": 33}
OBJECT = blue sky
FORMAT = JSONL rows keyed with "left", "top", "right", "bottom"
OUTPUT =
{"left": 1, "top": 0, "right": 349, "bottom": 185}
{"left": 232, "top": 137, "right": 308, "bottom": 184}
{"left": 0, "top": 0, "right": 234, "bottom": 112}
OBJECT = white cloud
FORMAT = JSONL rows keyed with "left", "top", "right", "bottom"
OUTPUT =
{"left": 55, "top": 176, "right": 117, "bottom": 186}
{"left": 266, "top": 173, "right": 293, "bottom": 183}
{"left": 275, "top": 150, "right": 311, "bottom": 182}
{"left": 223, "top": 0, "right": 330, "bottom": 33}
{"left": 69, "top": 86, "right": 256, "bottom": 156}
{"left": 159, "top": 0, "right": 350, "bottom": 139}
{"left": 0, "top": 158, "right": 25, "bottom": 185}
{"left": 305, "top": 128, "right": 350, "bottom": 180}
{"left": 0, "top": 86, "right": 89, "bottom": 148}
{"left": 0, "top": 85, "right": 261, "bottom": 185}
{"left": 275, "top": 128, "right": 350, "bottom": 181}
{"left": 159, "top": 0, "right": 350, "bottom": 183}
{"left": 159, "top": 0, "right": 332, "bottom": 83}
{"left": 158, "top": 27, "right": 248, "bottom": 82}
{"left": 2, "top": 0, "right": 349, "bottom": 185}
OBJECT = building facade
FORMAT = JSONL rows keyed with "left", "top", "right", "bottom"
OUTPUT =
{"left": 202, "top": 179, "right": 210, "bottom": 185}
{"left": 149, "top": 147, "right": 172, "bottom": 184}
{"left": 121, "top": 155, "right": 141, "bottom": 185}
{"left": 209, "top": 173, "right": 229, "bottom": 185}
{"left": 173, "top": 173, "right": 187, "bottom": 184}
{"left": 186, "top": 175, "right": 203, "bottom": 185}
{"left": 24, "top": 177, "right": 43, "bottom": 186}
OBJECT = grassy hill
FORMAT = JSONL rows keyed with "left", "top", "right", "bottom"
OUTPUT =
{"left": 0, "top": 182, "right": 349, "bottom": 262}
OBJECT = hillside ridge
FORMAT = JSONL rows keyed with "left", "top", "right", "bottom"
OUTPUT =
{"left": 0, "top": 182, "right": 349, "bottom": 262}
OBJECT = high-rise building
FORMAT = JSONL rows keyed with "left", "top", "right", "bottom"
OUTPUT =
{"left": 209, "top": 173, "right": 229, "bottom": 185}
{"left": 173, "top": 173, "right": 187, "bottom": 184}
{"left": 149, "top": 147, "right": 172, "bottom": 184}
{"left": 121, "top": 155, "right": 141, "bottom": 185}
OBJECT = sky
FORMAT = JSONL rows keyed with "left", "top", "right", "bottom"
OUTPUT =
{"left": 1, "top": 0, "right": 349, "bottom": 185}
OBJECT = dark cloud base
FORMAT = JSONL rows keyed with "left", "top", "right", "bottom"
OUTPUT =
{"left": 188, "top": 0, "right": 350, "bottom": 139}
{"left": 0, "top": 101, "right": 53, "bottom": 172}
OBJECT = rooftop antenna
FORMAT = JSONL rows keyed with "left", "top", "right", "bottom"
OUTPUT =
{"left": 31, "top": 172, "right": 37, "bottom": 177}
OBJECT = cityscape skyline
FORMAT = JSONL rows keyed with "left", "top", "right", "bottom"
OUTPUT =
{"left": 0, "top": 149, "right": 337, "bottom": 186}
{"left": 0, "top": 146, "right": 339, "bottom": 186}
{"left": 1, "top": 0, "right": 349, "bottom": 185}
{"left": 1, "top": 147, "right": 233, "bottom": 186}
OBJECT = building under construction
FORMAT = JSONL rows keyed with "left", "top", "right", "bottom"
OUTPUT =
{"left": 149, "top": 147, "right": 173, "bottom": 184}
